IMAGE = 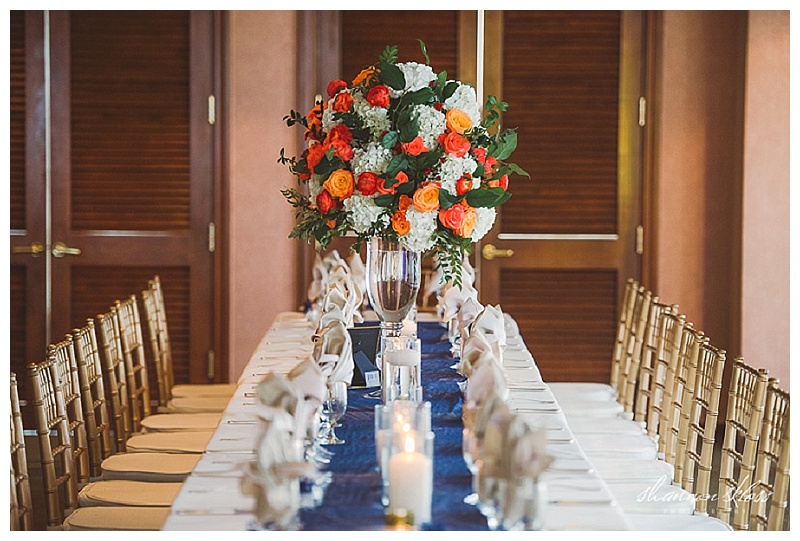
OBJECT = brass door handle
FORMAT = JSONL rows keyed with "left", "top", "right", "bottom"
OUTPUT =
{"left": 52, "top": 241, "right": 81, "bottom": 258}
{"left": 482, "top": 243, "right": 514, "bottom": 261}
{"left": 12, "top": 242, "right": 45, "bottom": 257}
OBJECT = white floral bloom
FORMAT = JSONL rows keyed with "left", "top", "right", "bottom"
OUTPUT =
{"left": 401, "top": 208, "right": 438, "bottom": 253}
{"left": 390, "top": 62, "right": 437, "bottom": 98}
{"left": 471, "top": 207, "right": 497, "bottom": 242}
{"left": 444, "top": 84, "right": 482, "bottom": 127}
{"left": 413, "top": 104, "right": 447, "bottom": 149}
{"left": 351, "top": 142, "right": 393, "bottom": 177}
{"left": 321, "top": 97, "right": 342, "bottom": 133}
{"left": 343, "top": 194, "right": 389, "bottom": 234}
{"left": 308, "top": 175, "right": 324, "bottom": 200}
{"left": 437, "top": 155, "right": 478, "bottom": 195}
{"left": 352, "top": 92, "right": 391, "bottom": 141}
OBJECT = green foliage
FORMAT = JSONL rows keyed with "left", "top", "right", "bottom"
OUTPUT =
{"left": 418, "top": 39, "right": 430, "bottom": 65}
{"left": 283, "top": 109, "right": 308, "bottom": 128}
{"left": 379, "top": 45, "right": 399, "bottom": 64}
{"left": 379, "top": 61, "right": 406, "bottom": 90}
{"left": 466, "top": 187, "right": 512, "bottom": 208}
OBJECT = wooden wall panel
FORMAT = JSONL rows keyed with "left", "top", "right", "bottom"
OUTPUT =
{"left": 10, "top": 266, "right": 28, "bottom": 397}
{"left": 500, "top": 268, "right": 618, "bottom": 382}
{"left": 69, "top": 266, "right": 190, "bottom": 405}
{"left": 501, "top": 11, "right": 620, "bottom": 235}
{"left": 69, "top": 11, "right": 191, "bottom": 231}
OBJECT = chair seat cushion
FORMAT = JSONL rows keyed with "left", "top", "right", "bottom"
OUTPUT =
{"left": 141, "top": 412, "right": 222, "bottom": 432}
{"left": 626, "top": 513, "right": 732, "bottom": 530}
{"left": 101, "top": 452, "right": 200, "bottom": 482}
{"left": 566, "top": 416, "right": 647, "bottom": 436}
{"left": 77, "top": 480, "right": 182, "bottom": 507}
{"left": 161, "top": 396, "right": 229, "bottom": 413}
{"left": 63, "top": 506, "right": 171, "bottom": 530}
{"left": 592, "top": 457, "right": 674, "bottom": 483}
{"left": 577, "top": 433, "right": 658, "bottom": 460}
{"left": 126, "top": 431, "right": 213, "bottom": 454}
{"left": 170, "top": 383, "right": 237, "bottom": 399}
{"left": 549, "top": 382, "right": 617, "bottom": 403}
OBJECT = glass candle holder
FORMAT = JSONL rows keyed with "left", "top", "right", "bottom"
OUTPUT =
{"left": 375, "top": 401, "right": 431, "bottom": 506}
{"left": 383, "top": 336, "right": 422, "bottom": 403}
{"left": 387, "top": 427, "right": 435, "bottom": 527}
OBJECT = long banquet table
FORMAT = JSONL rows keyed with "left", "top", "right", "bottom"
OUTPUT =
{"left": 162, "top": 313, "right": 632, "bottom": 531}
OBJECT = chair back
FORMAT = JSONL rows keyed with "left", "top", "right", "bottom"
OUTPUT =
{"left": 647, "top": 306, "right": 686, "bottom": 446}
{"left": 609, "top": 278, "right": 638, "bottom": 392}
{"left": 618, "top": 285, "right": 653, "bottom": 413}
{"left": 680, "top": 338, "right": 725, "bottom": 513}
{"left": 115, "top": 294, "right": 152, "bottom": 431}
{"left": 662, "top": 322, "right": 701, "bottom": 473}
{"left": 47, "top": 337, "right": 90, "bottom": 485}
{"left": 97, "top": 307, "right": 132, "bottom": 449}
{"left": 142, "top": 285, "right": 170, "bottom": 407}
{"left": 717, "top": 358, "right": 769, "bottom": 528}
{"left": 72, "top": 319, "right": 115, "bottom": 475}
{"left": 751, "top": 381, "right": 790, "bottom": 530}
{"left": 10, "top": 372, "right": 34, "bottom": 530}
{"left": 631, "top": 298, "right": 668, "bottom": 423}
{"left": 28, "top": 358, "right": 79, "bottom": 527}
{"left": 150, "top": 276, "right": 175, "bottom": 394}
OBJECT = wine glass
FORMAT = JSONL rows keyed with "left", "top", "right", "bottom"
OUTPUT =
{"left": 462, "top": 427, "right": 481, "bottom": 505}
{"left": 318, "top": 382, "right": 347, "bottom": 445}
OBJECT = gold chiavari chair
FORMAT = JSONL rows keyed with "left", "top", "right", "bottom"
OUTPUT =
{"left": 631, "top": 299, "right": 670, "bottom": 425}
{"left": 72, "top": 319, "right": 114, "bottom": 477}
{"left": 717, "top": 358, "right": 770, "bottom": 529}
{"left": 646, "top": 305, "right": 686, "bottom": 452}
{"left": 114, "top": 295, "right": 152, "bottom": 433}
{"left": 10, "top": 372, "right": 34, "bottom": 531}
{"left": 751, "top": 381, "right": 790, "bottom": 531}
{"left": 28, "top": 357, "right": 180, "bottom": 529}
{"left": 140, "top": 285, "right": 229, "bottom": 414}
{"left": 146, "top": 275, "right": 236, "bottom": 402}
{"left": 47, "top": 337, "right": 90, "bottom": 486}
{"left": 96, "top": 308, "right": 132, "bottom": 451}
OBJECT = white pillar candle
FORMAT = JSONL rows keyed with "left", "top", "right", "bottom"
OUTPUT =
{"left": 388, "top": 433, "right": 433, "bottom": 525}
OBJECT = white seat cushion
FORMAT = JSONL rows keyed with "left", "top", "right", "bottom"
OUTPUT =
{"left": 101, "top": 452, "right": 200, "bottom": 482}
{"left": 170, "top": 383, "right": 237, "bottom": 398}
{"left": 63, "top": 506, "right": 171, "bottom": 530}
{"left": 77, "top": 480, "right": 183, "bottom": 507}
{"left": 126, "top": 430, "right": 212, "bottom": 454}
{"left": 566, "top": 416, "right": 647, "bottom": 436}
{"left": 161, "top": 396, "right": 229, "bottom": 413}
{"left": 141, "top": 412, "right": 221, "bottom": 432}
{"left": 549, "top": 382, "right": 617, "bottom": 403}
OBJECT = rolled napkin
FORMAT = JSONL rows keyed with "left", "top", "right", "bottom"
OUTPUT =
{"left": 307, "top": 254, "right": 329, "bottom": 306}
{"left": 311, "top": 319, "right": 354, "bottom": 386}
{"left": 320, "top": 284, "right": 352, "bottom": 328}
{"left": 325, "top": 273, "right": 363, "bottom": 326}
{"left": 346, "top": 250, "right": 368, "bottom": 307}
{"left": 464, "top": 355, "right": 508, "bottom": 409}
{"left": 437, "top": 281, "right": 479, "bottom": 323}
{"left": 322, "top": 249, "right": 344, "bottom": 270}
{"left": 256, "top": 372, "right": 301, "bottom": 418}
{"left": 470, "top": 304, "right": 507, "bottom": 352}
{"left": 458, "top": 329, "right": 503, "bottom": 378}
{"left": 287, "top": 359, "right": 327, "bottom": 442}
{"left": 461, "top": 253, "right": 476, "bottom": 287}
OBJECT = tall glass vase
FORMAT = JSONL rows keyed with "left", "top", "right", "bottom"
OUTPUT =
{"left": 365, "top": 237, "right": 421, "bottom": 403}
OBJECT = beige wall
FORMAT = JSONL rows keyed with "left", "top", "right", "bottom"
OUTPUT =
{"left": 226, "top": 11, "right": 299, "bottom": 380}
{"left": 741, "top": 11, "right": 790, "bottom": 387}
{"left": 654, "top": 11, "right": 747, "bottom": 360}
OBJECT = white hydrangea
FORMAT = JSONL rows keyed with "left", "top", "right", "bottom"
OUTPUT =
{"left": 321, "top": 96, "right": 343, "bottom": 133}
{"left": 353, "top": 92, "right": 391, "bottom": 141}
{"left": 401, "top": 208, "right": 438, "bottom": 253}
{"left": 351, "top": 142, "right": 393, "bottom": 177}
{"left": 308, "top": 175, "right": 325, "bottom": 200}
{"left": 444, "top": 83, "right": 482, "bottom": 127}
{"left": 413, "top": 104, "right": 447, "bottom": 149}
{"left": 437, "top": 155, "right": 478, "bottom": 195}
{"left": 471, "top": 207, "right": 497, "bottom": 242}
{"left": 391, "top": 62, "right": 437, "bottom": 98}
{"left": 343, "top": 194, "right": 388, "bottom": 234}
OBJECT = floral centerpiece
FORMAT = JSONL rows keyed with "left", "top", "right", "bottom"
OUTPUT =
{"left": 280, "top": 42, "right": 527, "bottom": 287}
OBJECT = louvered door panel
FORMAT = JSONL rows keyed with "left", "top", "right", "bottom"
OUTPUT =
{"left": 10, "top": 10, "right": 26, "bottom": 229}
{"left": 501, "top": 11, "right": 620, "bottom": 234}
{"left": 69, "top": 11, "right": 191, "bottom": 231}
{"left": 342, "top": 11, "right": 459, "bottom": 85}
{"left": 500, "top": 269, "right": 618, "bottom": 382}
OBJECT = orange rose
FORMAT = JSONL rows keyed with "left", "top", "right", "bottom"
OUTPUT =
{"left": 332, "top": 92, "right": 353, "bottom": 113}
{"left": 327, "top": 79, "right": 348, "bottom": 98}
{"left": 316, "top": 190, "right": 335, "bottom": 214}
{"left": 323, "top": 169, "right": 355, "bottom": 200}
{"left": 445, "top": 108, "right": 473, "bottom": 135}
{"left": 456, "top": 203, "right": 477, "bottom": 238}
{"left": 402, "top": 136, "right": 428, "bottom": 157}
{"left": 366, "top": 84, "right": 391, "bottom": 107}
{"left": 391, "top": 210, "right": 411, "bottom": 236}
{"left": 440, "top": 131, "right": 471, "bottom": 158}
{"left": 413, "top": 183, "right": 440, "bottom": 213}
{"left": 306, "top": 141, "right": 327, "bottom": 173}
{"left": 488, "top": 174, "right": 509, "bottom": 191}
{"left": 398, "top": 194, "right": 412, "bottom": 212}
{"left": 438, "top": 204, "right": 465, "bottom": 231}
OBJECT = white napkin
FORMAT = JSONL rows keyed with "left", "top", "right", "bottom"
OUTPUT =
{"left": 287, "top": 358, "right": 326, "bottom": 442}
{"left": 311, "top": 318, "right": 354, "bottom": 386}
{"left": 255, "top": 372, "right": 301, "bottom": 417}
{"left": 438, "top": 281, "right": 479, "bottom": 323}
{"left": 456, "top": 296, "right": 484, "bottom": 339}
{"left": 470, "top": 304, "right": 507, "bottom": 351}
{"left": 458, "top": 329, "right": 503, "bottom": 377}
{"left": 325, "top": 269, "right": 364, "bottom": 326}
{"left": 465, "top": 355, "right": 508, "bottom": 408}
{"left": 461, "top": 253, "right": 476, "bottom": 287}
{"left": 425, "top": 255, "right": 447, "bottom": 298}
{"left": 307, "top": 254, "right": 328, "bottom": 305}
{"left": 346, "top": 250, "right": 367, "bottom": 307}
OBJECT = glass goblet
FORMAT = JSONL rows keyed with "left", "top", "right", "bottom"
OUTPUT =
{"left": 319, "top": 381, "right": 347, "bottom": 445}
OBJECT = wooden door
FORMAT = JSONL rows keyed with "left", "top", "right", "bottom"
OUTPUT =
{"left": 479, "top": 11, "right": 645, "bottom": 383}
{"left": 9, "top": 10, "right": 221, "bottom": 423}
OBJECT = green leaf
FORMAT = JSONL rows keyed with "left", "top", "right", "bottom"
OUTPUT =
{"left": 396, "top": 180, "right": 415, "bottom": 195}
{"left": 404, "top": 87, "right": 435, "bottom": 105}
{"left": 379, "top": 45, "right": 398, "bottom": 64}
{"left": 465, "top": 187, "right": 510, "bottom": 208}
{"left": 506, "top": 162, "right": 530, "bottom": 178}
{"left": 442, "top": 81, "right": 459, "bottom": 101}
{"left": 382, "top": 131, "right": 399, "bottom": 150}
{"left": 385, "top": 154, "right": 409, "bottom": 179}
{"left": 373, "top": 194, "right": 395, "bottom": 207}
{"left": 380, "top": 61, "right": 405, "bottom": 90}
{"left": 417, "top": 39, "right": 430, "bottom": 64}
{"left": 438, "top": 189, "right": 459, "bottom": 210}
{"left": 397, "top": 108, "right": 420, "bottom": 143}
